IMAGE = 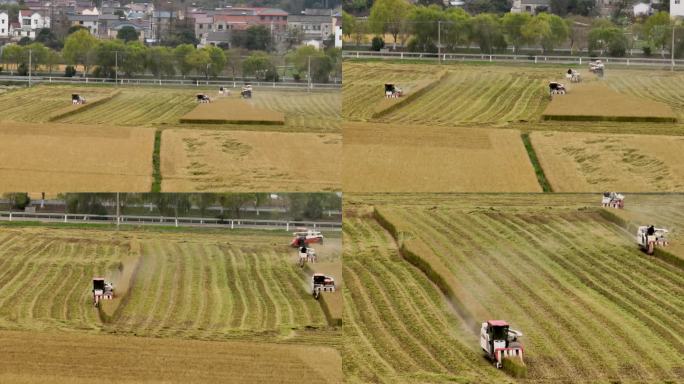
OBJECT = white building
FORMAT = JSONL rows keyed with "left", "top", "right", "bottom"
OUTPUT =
{"left": 672, "top": 0, "right": 684, "bottom": 17}
{"left": 0, "top": 11, "right": 9, "bottom": 38}
{"left": 334, "top": 25, "right": 341, "bottom": 48}
{"left": 633, "top": 2, "right": 651, "bottom": 16}
{"left": 14, "top": 10, "right": 50, "bottom": 39}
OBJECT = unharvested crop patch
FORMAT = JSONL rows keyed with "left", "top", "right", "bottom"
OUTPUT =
{"left": 542, "top": 83, "right": 676, "bottom": 122}
{"left": 0, "top": 123, "right": 154, "bottom": 192}
{"left": 161, "top": 129, "right": 341, "bottom": 191}
{"left": 344, "top": 122, "right": 540, "bottom": 192}
{"left": 0, "top": 330, "right": 341, "bottom": 384}
{"left": 180, "top": 98, "right": 285, "bottom": 125}
{"left": 345, "top": 194, "right": 684, "bottom": 383}
{"left": 532, "top": 131, "right": 684, "bottom": 191}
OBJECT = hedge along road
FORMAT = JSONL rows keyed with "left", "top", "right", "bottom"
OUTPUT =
{"left": 344, "top": 194, "right": 684, "bottom": 383}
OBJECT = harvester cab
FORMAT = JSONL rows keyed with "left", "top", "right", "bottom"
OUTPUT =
{"left": 311, "top": 273, "right": 335, "bottom": 299}
{"left": 384, "top": 83, "right": 403, "bottom": 98}
{"left": 602, "top": 192, "right": 624, "bottom": 209}
{"left": 290, "top": 229, "right": 324, "bottom": 247}
{"left": 92, "top": 277, "right": 114, "bottom": 307}
{"left": 480, "top": 320, "right": 524, "bottom": 369}
{"left": 636, "top": 225, "right": 669, "bottom": 255}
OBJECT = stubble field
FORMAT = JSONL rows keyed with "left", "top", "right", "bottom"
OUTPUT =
{"left": 344, "top": 193, "right": 684, "bottom": 383}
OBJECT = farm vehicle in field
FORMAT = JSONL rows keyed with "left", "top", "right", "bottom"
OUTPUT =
{"left": 92, "top": 277, "right": 114, "bottom": 307}
{"left": 566, "top": 69, "right": 581, "bottom": 83}
{"left": 196, "top": 94, "right": 211, "bottom": 103}
{"left": 311, "top": 273, "right": 335, "bottom": 299}
{"left": 298, "top": 245, "right": 317, "bottom": 267}
{"left": 241, "top": 85, "right": 253, "bottom": 99}
{"left": 384, "top": 83, "right": 403, "bottom": 98}
{"left": 290, "top": 229, "right": 324, "bottom": 247}
{"left": 602, "top": 192, "right": 624, "bottom": 209}
{"left": 218, "top": 87, "right": 231, "bottom": 96}
{"left": 636, "top": 225, "right": 669, "bottom": 255}
{"left": 549, "top": 82, "right": 566, "bottom": 95}
{"left": 589, "top": 60, "right": 605, "bottom": 77}
{"left": 71, "top": 94, "right": 87, "bottom": 105}
{"left": 480, "top": 320, "right": 524, "bottom": 369}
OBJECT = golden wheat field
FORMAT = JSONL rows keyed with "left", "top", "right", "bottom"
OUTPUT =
{"left": 532, "top": 131, "right": 684, "bottom": 192}
{"left": 0, "top": 123, "right": 154, "bottom": 192}
{"left": 0, "top": 330, "right": 341, "bottom": 383}
{"left": 343, "top": 122, "right": 540, "bottom": 192}
{"left": 160, "top": 129, "right": 341, "bottom": 191}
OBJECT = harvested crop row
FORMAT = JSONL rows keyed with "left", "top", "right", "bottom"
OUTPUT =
{"left": 374, "top": 202, "right": 684, "bottom": 382}
{"left": 606, "top": 70, "right": 684, "bottom": 119}
{"left": 180, "top": 98, "right": 286, "bottom": 125}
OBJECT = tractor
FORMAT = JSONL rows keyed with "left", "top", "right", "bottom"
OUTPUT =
{"left": 92, "top": 277, "right": 114, "bottom": 307}
{"left": 311, "top": 273, "right": 335, "bottom": 299}
{"left": 602, "top": 192, "right": 624, "bottom": 209}
{"left": 636, "top": 225, "right": 669, "bottom": 255}
{"left": 290, "top": 229, "right": 324, "bottom": 247}
{"left": 480, "top": 320, "right": 524, "bottom": 369}
{"left": 384, "top": 83, "right": 403, "bottom": 98}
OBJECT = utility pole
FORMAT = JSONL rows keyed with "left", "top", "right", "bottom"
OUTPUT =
{"left": 28, "top": 49, "right": 32, "bottom": 87}
{"left": 672, "top": 24, "right": 676, "bottom": 72}
{"left": 116, "top": 192, "right": 120, "bottom": 229}
{"left": 308, "top": 55, "right": 311, "bottom": 91}
{"left": 437, "top": 20, "right": 441, "bottom": 63}
{"left": 115, "top": 51, "right": 118, "bottom": 84}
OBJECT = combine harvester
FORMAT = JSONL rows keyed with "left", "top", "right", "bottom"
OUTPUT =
{"left": 384, "top": 83, "right": 403, "bottom": 98}
{"left": 290, "top": 229, "right": 324, "bottom": 247}
{"left": 566, "top": 68, "right": 581, "bottom": 83}
{"left": 636, "top": 225, "right": 669, "bottom": 255}
{"left": 548, "top": 81, "right": 567, "bottom": 95}
{"left": 602, "top": 192, "right": 625, "bottom": 208}
{"left": 589, "top": 60, "right": 605, "bottom": 77}
{"left": 71, "top": 94, "right": 87, "bottom": 105}
{"left": 480, "top": 320, "right": 524, "bottom": 369}
{"left": 196, "top": 94, "right": 211, "bottom": 103}
{"left": 298, "top": 245, "right": 317, "bottom": 267}
{"left": 92, "top": 277, "right": 114, "bottom": 307}
{"left": 311, "top": 273, "right": 335, "bottom": 299}
{"left": 241, "top": 84, "right": 253, "bottom": 99}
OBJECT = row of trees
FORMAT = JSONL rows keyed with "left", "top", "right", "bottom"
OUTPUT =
{"left": 1, "top": 29, "right": 342, "bottom": 82}
{"left": 343, "top": 1, "right": 683, "bottom": 57}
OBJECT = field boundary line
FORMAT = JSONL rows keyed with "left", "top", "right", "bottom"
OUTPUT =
{"left": 373, "top": 207, "right": 478, "bottom": 333}
{"left": 152, "top": 130, "right": 162, "bottom": 193}
{"left": 371, "top": 70, "right": 449, "bottom": 119}
{"left": 597, "top": 208, "right": 684, "bottom": 270}
{"left": 521, "top": 132, "right": 553, "bottom": 193}
{"left": 47, "top": 91, "right": 121, "bottom": 122}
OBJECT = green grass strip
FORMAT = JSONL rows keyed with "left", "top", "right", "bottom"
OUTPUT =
{"left": 151, "top": 129, "right": 162, "bottom": 193}
{"left": 521, "top": 132, "right": 552, "bottom": 193}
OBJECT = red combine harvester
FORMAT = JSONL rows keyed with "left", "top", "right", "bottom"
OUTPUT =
{"left": 480, "top": 320, "right": 524, "bottom": 368}
{"left": 290, "top": 229, "right": 324, "bottom": 247}
{"left": 92, "top": 277, "right": 114, "bottom": 307}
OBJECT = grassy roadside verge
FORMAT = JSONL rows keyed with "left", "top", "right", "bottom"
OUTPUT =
{"left": 152, "top": 129, "right": 162, "bottom": 192}
{"left": 521, "top": 132, "right": 552, "bottom": 193}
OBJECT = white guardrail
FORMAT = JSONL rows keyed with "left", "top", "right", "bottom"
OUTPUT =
{"left": 343, "top": 50, "right": 684, "bottom": 68}
{"left": 0, "top": 75, "right": 341, "bottom": 90}
{"left": 0, "top": 211, "right": 341, "bottom": 231}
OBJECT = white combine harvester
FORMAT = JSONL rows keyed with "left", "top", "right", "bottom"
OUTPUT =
{"left": 480, "top": 320, "right": 524, "bottom": 369}
{"left": 92, "top": 277, "right": 114, "bottom": 307}
{"left": 384, "top": 83, "right": 403, "bottom": 98}
{"left": 566, "top": 68, "right": 581, "bottom": 83}
{"left": 241, "top": 84, "right": 253, "bottom": 99}
{"left": 298, "top": 245, "right": 317, "bottom": 267}
{"left": 602, "top": 192, "right": 624, "bottom": 209}
{"left": 589, "top": 60, "right": 605, "bottom": 77}
{"left": 636, "top": 225, "right": 669, "bottom": 255}
{"left": 311, "top": 273, "right": 335, "bottom": 299}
